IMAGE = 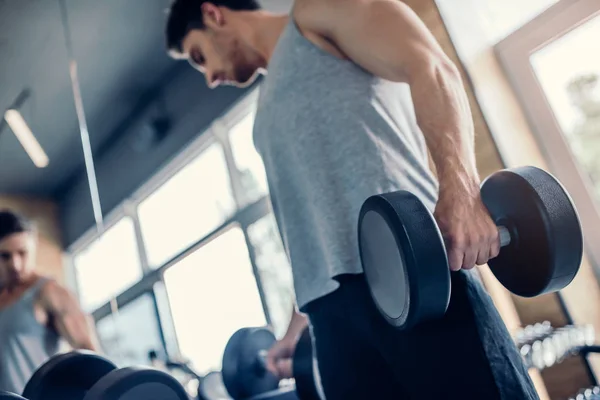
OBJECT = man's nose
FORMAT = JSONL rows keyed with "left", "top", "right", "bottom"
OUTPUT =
{"left": 9, "top": 256, "right": 24, "bottom": 273}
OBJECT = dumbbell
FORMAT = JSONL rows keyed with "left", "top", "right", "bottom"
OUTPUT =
{"left": 358, "top": 166, "right": 584, "bottom": 330}
{"left": 221, "top": 327, "right": 318, "bottom": 400}
{"left": 292, "top": 328, "right": 320, "bottom": 400}
{"left": 526, "top": 324, "right": 596, "bottom": 369}
{"left": 221, "top": 327, "right": 280, "bottom": 399}
{"left": 514, "top": 322, "right": 556, "bottom": 369}
{"left": 547, "top": 325, "right": 585, "bottom": 362}
{"left": 22, "top": 351, "right": 189, "bottom": 400}
{"left": 524, "top": 325, "right": 569, "bottom": 370}
{"left": 569, "top": 386, "right": 600, "bottom": 400}
{"left": 528, "top": 336, "right": 558, "bottom": 370}
{"left": 198, "top": 371, "right": 231, "bottom": 400}
{"left": 515, "top": 321, "right": 553, "bottom": 347}
{"left": 0, "top": 392, "right": 26, "bottom": 400}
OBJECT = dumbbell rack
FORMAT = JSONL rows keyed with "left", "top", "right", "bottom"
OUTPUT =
{"left": 514, "top": 322, "right": 596, "bottom": 372}
{"left": 567, "top": 385, "right": 600, "bottom": 400}
{"left": 513, "top": 323, "right": 600, "bottom": 400}
{"left": 566, "top": 347, "right": 600, "bottom": 400}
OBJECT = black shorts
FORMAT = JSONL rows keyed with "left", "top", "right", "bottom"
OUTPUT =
{"left": 304, "top": 271, "right": 539, "bottom": 400}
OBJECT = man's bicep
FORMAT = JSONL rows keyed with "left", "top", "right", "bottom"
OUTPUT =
{"left": 42, "top": 281, "right": 77, "bottom": 316}
{"left": 304, "top": 0, "right": 449, "bottom": 82}
{"left": 42, "top": 282, "right": 97, "bottom": 350}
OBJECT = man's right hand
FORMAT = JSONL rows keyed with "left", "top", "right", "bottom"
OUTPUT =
{"left": 434, "top": 184, "right": 500, "bottom": 272}
{"left": 265, "top": 336, "right": 297, "bottom": 379}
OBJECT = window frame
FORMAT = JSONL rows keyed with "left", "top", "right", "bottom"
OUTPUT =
{"left": 69, "top": 212, "right": 144, "bottom": 309}
{"left": 93, "top": 288, "right": 168, "bottom": 366}
{"left": 67, "top": 88, "right": 278, "bottom": 358}
{"left": 495, "top": 0, "right": 600, "bottom": 270}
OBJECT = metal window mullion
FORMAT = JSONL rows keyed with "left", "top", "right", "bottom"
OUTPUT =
{"left": 149, "top": 288, "right": 169, "bottom": 357}
{"left": 92, "top": 197, "right": 271, "bottom": 321}
{"left": 123, "top": 200, "right": 152, "bottom": 274}
{"left": 213, "top": 119, "right": 246, "bottom": 209}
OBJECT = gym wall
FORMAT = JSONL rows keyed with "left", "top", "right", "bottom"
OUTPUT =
{"left": 0, "top": 195, "right": 65, "bottom": 283}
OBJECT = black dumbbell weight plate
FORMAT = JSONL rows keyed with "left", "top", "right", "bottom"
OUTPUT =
{"left": 358, "top": 191, "right": 451, "bottom": 330}
{"left": 82, "top": 366, "right": 189, "bottom": 400}
{"left": 0, "top": 392, "right": 26, "bottom": 399}
{"left": 292, "top": 327, "right": 319, "bottom": 400}
{"left": 248, "top": 386, "right": 299, "bottom": 400}
{"left": 198, "top": 371, "right": 231, "bottom": 400}
{"left": 22, "top": 351, "right": 117, "bottom": 400}
{"left": 480, "top": 166, "right": 583, "bottom": 297}
{"left": 222, "top": 327, "right": 280, "bottom": 399}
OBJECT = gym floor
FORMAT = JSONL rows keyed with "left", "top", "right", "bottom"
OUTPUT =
{"left": 0, "top": 0, "right": 599, "bottom": 399}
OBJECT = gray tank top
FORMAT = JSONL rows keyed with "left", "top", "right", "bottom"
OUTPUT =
{"left": 0, "top": 278, "right": 60, "bottom": 394}
{"left": 253, "top": 19, "right": 439, "bottom": 309}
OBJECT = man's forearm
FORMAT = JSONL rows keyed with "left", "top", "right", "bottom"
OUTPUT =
{"left": 410, "top": 60, "right": 480, "bottom": 194}
{"left": 85, "top": 315, "right": 103, "bottom": 353}
{"left": 283, "top": 307, "right": 309, "bottom": 341}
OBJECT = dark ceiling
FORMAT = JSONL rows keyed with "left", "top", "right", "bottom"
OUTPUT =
{"left": 0, "top": 0, "right": 290, "bottom": 201}
{"left": 0, "top": 0, "right": 179, "bottom": 196}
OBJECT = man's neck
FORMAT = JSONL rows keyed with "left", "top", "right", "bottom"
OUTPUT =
{"left": 235, "top": 11, "right": 289, "bottom": 65}
{"left": 0, "top": 273, "right": 38, "bottom": 297}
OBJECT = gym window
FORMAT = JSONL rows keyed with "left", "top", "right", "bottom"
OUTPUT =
{"left": 137, "top": 141, "right": 236, "bottom": 268}
{"left": 68, "top": 90, "right": 295, "bottom": 374}
{"left": 495, "top": 0, "right": 600, "bottom": 269}
{"left": 95, "top": 292, "right": 164, "bottom": 368}
{"left": 228, "top": 109, "right": 269, "bottom": 207}
{"left": 73, "top": 216, "right": 143, "bottom": 312}
{"left": 163, "top": 226, "right": 267, "bottom": 375}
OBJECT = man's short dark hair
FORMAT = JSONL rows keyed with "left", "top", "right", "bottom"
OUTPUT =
{"left": 0, "top": 210, "right": 33, "bottom": 242}
{"left": 165, "top": 0, "right": 261, "bottom": 55}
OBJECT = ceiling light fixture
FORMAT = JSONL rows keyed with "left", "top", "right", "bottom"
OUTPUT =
{"left": 4, "top": 109, "right": 49, "bottom": 168}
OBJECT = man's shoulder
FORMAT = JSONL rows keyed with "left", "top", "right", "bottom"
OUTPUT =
{"left": 292, "top": 0, "right": 367, "bottom": 31}
{"left": 35, "top": 278, "right": 70, "bottom": 306}
{"left": 35, "top": 275, "right": 56, "bottom": 291}
{"left": 291, "top": 0, "right": 326, "bottom": 34}
{"left": 290, "top": 0, "right": 352, "bottom": 60}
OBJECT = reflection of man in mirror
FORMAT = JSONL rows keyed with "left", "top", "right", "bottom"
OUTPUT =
{"left": 0, "top": 209, "right": 100, "bottom": 394}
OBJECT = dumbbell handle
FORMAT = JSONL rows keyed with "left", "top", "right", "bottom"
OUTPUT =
{"left": 498, "top": 225, "right": 511, "bottom": 248}
{"left": 256, "top": 350, "right": 268, "bottom": 372}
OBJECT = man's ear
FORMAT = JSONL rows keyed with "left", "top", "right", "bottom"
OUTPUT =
{"left": 201, "top": 2, "right": 226, "bottom": 29}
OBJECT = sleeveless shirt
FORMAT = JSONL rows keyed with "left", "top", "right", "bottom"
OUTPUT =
{"left": 253, "top": 19, "right": 439, "bottom": 309}
{"left": 0, "top": 278, "right": 60, "bottom": 394}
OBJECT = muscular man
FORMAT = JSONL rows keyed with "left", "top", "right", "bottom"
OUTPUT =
{"left": 165, "top": 1, "right": 538, "bottom": 398}
{"left": 0, "top": 210, "right": 100, "bottom": 394}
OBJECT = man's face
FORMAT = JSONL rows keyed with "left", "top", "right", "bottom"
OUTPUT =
{"left": 0, "top": 232, "right": 35, "bottom": 291}
{"left": 180, "top": 8, "right": 264, "bottom": 88}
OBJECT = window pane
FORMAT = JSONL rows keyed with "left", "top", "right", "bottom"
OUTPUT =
{"left": 483, "top": 0, "right": 558, "bottom": 41}
{"left": 74, "top": 217, "right": 142, "bottom": 311}
{"left": 164, "top": 226, "right": 267, "bottom": 375}
{"left": 229, "top": 111, "right": 269, "bottom": 205}
{"left": 95, "top": 293, "right": 163, "bottom": 367}
{"left": 138, "top": 142, "right": 236, "bottom": 267}
{"left": 530, "top": 14, "right": 600, "bottom": 199}
{"left": 247, "top": 213, "right": 294, "bottom": 338}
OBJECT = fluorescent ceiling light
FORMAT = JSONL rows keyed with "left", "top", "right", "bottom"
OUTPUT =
{"left": 4, "top": 109, "right": 49, "bottom": 168}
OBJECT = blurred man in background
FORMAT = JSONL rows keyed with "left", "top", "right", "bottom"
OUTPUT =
{"left": 0, "top": 209, "right": 100, "bottom": 394}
